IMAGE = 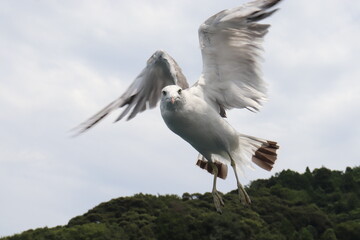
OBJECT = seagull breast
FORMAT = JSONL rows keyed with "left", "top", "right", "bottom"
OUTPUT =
{"left": 160, "top": 86, "right": 239, "bottom": 161}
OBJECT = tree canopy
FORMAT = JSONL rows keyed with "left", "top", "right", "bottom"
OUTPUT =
{"left": 2, "top": 166, "right": 359, "bottom": 240}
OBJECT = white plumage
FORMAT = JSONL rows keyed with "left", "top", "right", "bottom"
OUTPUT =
{"left": 76, "top": 0, "right": 282, "bottom": 213}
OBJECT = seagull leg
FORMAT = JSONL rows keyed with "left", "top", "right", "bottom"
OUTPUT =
{"left": 209, "top": 161, "right": 224, "bottom": 213}
{"left": 230, "top": 158, "right": 251, "bottom": 205}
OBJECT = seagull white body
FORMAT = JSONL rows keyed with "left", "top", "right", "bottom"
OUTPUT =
{"left": 76, "top": 0, "right": 283, "bottom": 212}
{"left": 161, "top": 86, "right": 239, "bottom": 164}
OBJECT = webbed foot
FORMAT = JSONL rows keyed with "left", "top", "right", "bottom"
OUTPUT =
{"left": 237, "top": 184, "right": 251, "bottom": 205}
{"left": 212, "top": 190, "right": 225, "bottom": 213}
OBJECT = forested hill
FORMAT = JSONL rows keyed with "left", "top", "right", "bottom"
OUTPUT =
{"left": 2, "top": 167, "right": 360, "bottom": 240}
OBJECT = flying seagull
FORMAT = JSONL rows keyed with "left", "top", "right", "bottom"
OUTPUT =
{"left": 76, "top": 0, "right": 282, "bottom": 213}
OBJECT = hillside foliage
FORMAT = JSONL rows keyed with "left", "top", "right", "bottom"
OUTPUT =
{"left": 2, "top": 166, "right": 360, "bottom": 240}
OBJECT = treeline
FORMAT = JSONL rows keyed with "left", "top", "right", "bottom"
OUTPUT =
{"left": 2, "top": 166, "right": 359, "bottom": 240}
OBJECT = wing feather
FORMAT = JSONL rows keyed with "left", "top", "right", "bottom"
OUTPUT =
{"left": 196, "top": 0, "right": 282, "bottom": 113}
{"left": 75, "top": 50, "right": 188, "bottom": 134}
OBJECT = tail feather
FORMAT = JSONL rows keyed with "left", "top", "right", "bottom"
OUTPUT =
{"left": 252, "top": 141, "right": 279, "bottom": 171}
{"left": 195, "top": 135, "right": 279, "bottom": 177}
{"left": 196, "top": 155, "right": 228, "bottom": 179}
{"left": 257, "top": 145, "right": 277, "bottom": 155}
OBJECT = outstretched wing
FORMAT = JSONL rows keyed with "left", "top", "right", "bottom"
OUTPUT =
{"left": 75, "top": 50, "right": 188, "bottom": 134}
{"left": 196, "top": 0, "right": 282, "bottom": 113}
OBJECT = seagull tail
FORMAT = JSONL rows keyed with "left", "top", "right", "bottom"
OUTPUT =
{"left": 195, "top": 135, "right": 279, "bottom": 178}
{"left": 238, "top": 134, "right": 279, "bottom": 171}
{"left": 196, "top": 154, "right": 228, "bottom": 179}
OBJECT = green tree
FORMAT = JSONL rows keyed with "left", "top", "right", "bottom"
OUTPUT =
{"left": 2, "top": 167, "right": 360, "bottom": 240}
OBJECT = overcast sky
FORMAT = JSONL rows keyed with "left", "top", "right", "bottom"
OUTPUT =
{"left": 1, "top": 0, "right": 359, "bottom": 236}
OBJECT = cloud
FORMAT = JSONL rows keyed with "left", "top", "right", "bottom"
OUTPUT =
{"left": 0, "top": 0, "right": 359, "bottom": 236}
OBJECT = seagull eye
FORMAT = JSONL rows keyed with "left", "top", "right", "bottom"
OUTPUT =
{"left": 177, "top": 89, "right": 182, "bottom": 94}
{"left": 162, "top": 90, "right": 166, "bottom": 96}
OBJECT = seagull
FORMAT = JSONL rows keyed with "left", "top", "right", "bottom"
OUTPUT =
{"left": 76, "top": 0, "right": 282, "bottom": 213}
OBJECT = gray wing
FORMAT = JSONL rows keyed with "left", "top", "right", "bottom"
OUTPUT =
{"left": 75, "top": 50, "right": 188, "bottom": 134}
{"left": 196, "top": 0, "right": 282, "bottom": 113}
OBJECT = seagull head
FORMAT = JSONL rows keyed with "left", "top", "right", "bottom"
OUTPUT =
{"left": 160, "top": 85, "right": 185, "bottom": 110}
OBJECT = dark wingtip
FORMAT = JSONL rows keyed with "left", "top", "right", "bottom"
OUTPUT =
{"left": 247, "top": 8, "right": 279, "bottom": 22}
{"left": 262, "top": 0, "right": 283, "bottom": 9}
{"left": 70, "top": 112, "right": 110, "bottom": 137}
{"left": 247, "top": 0, "right": 283, "bottom": 23}
{"left": 219, "top": 105, "right": 227, "bottom": 118}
